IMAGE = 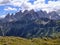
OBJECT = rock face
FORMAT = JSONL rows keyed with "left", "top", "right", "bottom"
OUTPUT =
{"left": 48, "top": 11, "right": 60, "bottom": 20}
{"left": 0, "top": 10, "right": 60, "bottom": 38}
{"left": 2, "top": 10, "right": 60, "bottom": 22}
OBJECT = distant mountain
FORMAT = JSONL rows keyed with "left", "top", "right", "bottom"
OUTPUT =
{"left": 0, "top": 10, "right": 60, "bottom": 38}
{"left": 48, "top": 11, "right": 60, "bottom": 20}
{"left": 56, "top": 10, "right": 60, "bottom": 15}
{"left": 1, "top": 10, "right": 60, "bottom": 22}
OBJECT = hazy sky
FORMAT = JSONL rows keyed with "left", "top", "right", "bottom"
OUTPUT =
{"left": 0, "top": 0, "right": 60, "bottom": 17}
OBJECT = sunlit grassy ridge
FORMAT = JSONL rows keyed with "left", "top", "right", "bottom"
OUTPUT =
{"left": 0, "top": 36, "right": 60, "bottom": 45}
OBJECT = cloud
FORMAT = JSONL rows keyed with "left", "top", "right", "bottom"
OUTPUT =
{"left": 44, "top": 1, "right": 60, "bottom": 12}
{"left": 0, "top": 0, "right": 60, "bottom": 12}
{"left": 9, "top": 0, "right": 29, "bottom": 7}
{"left": 33, "top": 0, "right": 60, "bottom": 12}
{"left": 0, "top": 0, "right": 10, "bottom": 4}
{"left": 10, "top": 0, "right": 33, "bottom": 11}
{"left": 0, "top": 15, "right": 6, "bottom": 18}
{"left": 4, "top": 7, "right": 17, "bottom": 11}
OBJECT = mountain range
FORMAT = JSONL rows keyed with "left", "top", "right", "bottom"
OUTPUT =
{"left": 0, "top": 10, "right": 60, "bottom": 38}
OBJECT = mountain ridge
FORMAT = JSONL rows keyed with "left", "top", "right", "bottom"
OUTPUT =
{"left": 0, "top": 10, "right": 60, "bottom": 22}
{"left": 0, "top": 10, "right": 60, "bottom": 38}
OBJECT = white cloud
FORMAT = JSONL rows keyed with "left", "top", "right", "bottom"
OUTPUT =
{"left": 0, "top": 15, "right": 6, "bottom": 18}
{"left": 9, "top": 0, "right": 29, "bottom": 7}
{"left": 4, "top": 7, "right": 17, "bottom": 11}
{"left": 0, "top": 0, "right": 60, "bottom": 12}
{"left": 32, "top": 0, "right": 60, "bottom": 12}
{"left": 10, "top": 0, "right": 33, "bottom": 11}
{"left": 0, "top": 0, "right": 10, "bottom": 4}
{"left": 46, "top": 1, "right": 60, "bottom": 12}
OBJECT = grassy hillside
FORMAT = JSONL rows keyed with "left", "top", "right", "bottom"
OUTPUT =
{"left": 0, "top": 36, "right": 60, "bottom": 45}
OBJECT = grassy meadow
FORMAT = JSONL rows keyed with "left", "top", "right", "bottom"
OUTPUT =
{"left": 0, "top": 36, "right": 60, "bottom": 45}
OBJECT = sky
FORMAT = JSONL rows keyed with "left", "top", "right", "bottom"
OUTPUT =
{"left": 0, "top": 0, "right": 60, "bottom": 18}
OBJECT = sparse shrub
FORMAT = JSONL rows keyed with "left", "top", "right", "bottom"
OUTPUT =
{"left": 43, "top": 43, "right": 48, "bottom": 45}
{"left": 3, "top": 44, "right": 7, "bottom": 45}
